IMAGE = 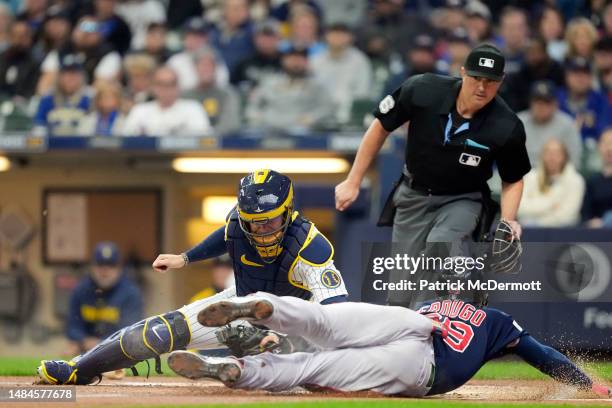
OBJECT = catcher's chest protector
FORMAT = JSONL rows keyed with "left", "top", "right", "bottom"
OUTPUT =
{"left": 225, "top": 211, "right": 311, "bottom": 299}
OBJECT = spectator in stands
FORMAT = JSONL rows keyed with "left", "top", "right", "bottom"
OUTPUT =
{"left": 270, "top": 0, "right": 323, "bottom": 25}
{"left": 123, "top": 66, "right": 211, "bottom": 136}
{"left": 439, "top": 28, "right": 471, "bottom": 78}
{"left": 37, "top": 5, "right": 71, "bottom": 58}
{"left": 33, "top": 53, "right": 91, "bottom": 136}
{"left": 167, "top": 17, "right": 229, "bottom": 91}
{"left": 115, "top": 0, "right": 165, "bottom": 51}
{"left": 558, "top": 57, "right": 612, "bottom": 142}
{"left": 518, "top": 81, "right": 582, "bottom": 167}
{"left": 362, "top": 31, "right": 395, "bottom": 100}
{"left": 122, "top": 53, "right": 156, "bottom": 109}
{"left": 209, "top": 0, "right": 255, "bottom": 76}
{"left": 518, "top": 138, "right": 585, "bottom": 227}
{"left": 66, "top": 241, "right": 143, "bottom": 377}
{"left": 166, "top": 0, "right": 203, "bottom": 30}
{"left": 385, "top": 33, "right": 439, "bottom": 95}
{"left": 280, "top": 5, "right": 325, "bottom": 57}
{"left": 183, "top": 48, "right": 241, "bottom": 135}
{"left": 0, "top": 3, "right": 13, "bottom": 53}
{"left": 251, "top": 0, "right": 273, "bottom": 21}
{"left": 502, "top": 37, "right": 565, "bottom": 112}
{"left": 88, "top": 0, "right": 132, "bottom": 55}
{"left": 602, "top": 3, "right": 612, "bottom": 38}
{"left": 498, "top": 6, "right": 529, "bottom": 75}
{"left": 78, "top": 82, "right": 124, "bottom": 136}
{"left": 137, "top": 22, "right": 172, "bottom": 64}
{"left": 16, "top": 0, "right": 47, "bottom": 39}
{"left": 189, "top": 255, "right": 234, "bottom": 303}
{"left": 594, "top": 37, "right": 612, "bottom": 101}
{"left": 246, "top": 46, "right": 334, "bottom": 130}
{"left": 318, "top": 0, "right": 366, "bottom": 29}
{"left": 357, "top": 0, "right": 433, "bottom": 57}
{"left": 538, "top": 5, "right": 566, "bottom": 62}
{"left": 311, "top": 23, "right": 372, "bottom": 124}
{"left": 581, "top": 129, "right": 612, "bottom": 228}
{"left": 0, "top": 19, "right": 40, "bottom": 101}
{"left": 231, "top": 19, "right": 282, "bottom": 93}
{"left": 37, "top": 16, "right": 122, "bottom": 94}
{"left": 437, "top": 0, "right": 467, "bottom": 38}
{"left": 565, "top": 17, "right": 599, "bottom": 62}
{"left": 601, "top": 66, "right": 612, "bottom": 109}
{"left": 465, "top": 1, "right": 495, "bottom": 44}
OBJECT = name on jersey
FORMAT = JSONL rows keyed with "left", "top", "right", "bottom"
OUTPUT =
{"left": 418, "top": 300, "right": 486, "bottom": 327}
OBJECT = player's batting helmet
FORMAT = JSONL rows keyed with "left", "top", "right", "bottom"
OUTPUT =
{"left": 489, "top": 220, "right": 522, "bottom": 274}
{"left": 237, "top": 169, "right": 294, "bottom": 262}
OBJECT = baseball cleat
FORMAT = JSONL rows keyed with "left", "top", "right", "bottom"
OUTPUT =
{"left": 198, "top": 297, "right": 273, "bottom": 327}
{"left": 37, "top": 360, "right": 79, "bottom": 385}
{"left": 592, "top": 383, "right": 611, "bottom": 398}
{"left": 167, "top": 351, "right": 242, "bottom": 386}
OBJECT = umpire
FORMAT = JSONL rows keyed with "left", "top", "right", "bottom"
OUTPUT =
{"left": 335, "top": 44, "right": 531, "bottom": 308}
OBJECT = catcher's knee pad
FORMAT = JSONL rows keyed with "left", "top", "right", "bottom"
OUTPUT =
{"left": 74, "top": 311, "right": 191, "bottom": 382}
{"left": 121, "top": 311, "right": 191, "bottom": 360}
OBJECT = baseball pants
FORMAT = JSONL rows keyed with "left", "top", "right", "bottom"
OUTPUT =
{"left": 235, "top": 293, "right": 436, "bottom": 396}
{"left": 389, "top": 181, "right": 482, "bottom": 308}
{"left": 179, "top": 286, "right": 242, "bottom": 349}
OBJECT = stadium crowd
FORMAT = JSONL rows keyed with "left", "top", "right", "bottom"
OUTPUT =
{"left": 0, "top": 0, "right": 610, "bottom": 227}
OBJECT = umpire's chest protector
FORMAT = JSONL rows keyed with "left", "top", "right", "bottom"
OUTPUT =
{"left": 225, "top": 211, "right": 312, "bottom": 299}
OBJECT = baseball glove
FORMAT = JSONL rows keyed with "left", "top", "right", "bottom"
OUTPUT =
{"left": 215, "top": 324, "right": 295, "bottom": 357}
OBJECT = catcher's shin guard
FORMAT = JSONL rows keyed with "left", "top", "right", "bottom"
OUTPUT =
{"left": 73, "top": 310, "right": 191, "bottom": 384}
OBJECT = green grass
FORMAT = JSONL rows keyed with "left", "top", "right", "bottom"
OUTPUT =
{"left": 473, "top": 360, "right": 612, "bottom": 381}
{"left": 0, "top": 356, "right": 173, "bottom": 377}
{"left": 2, "top": 356, "right": 611, "bottom": 381}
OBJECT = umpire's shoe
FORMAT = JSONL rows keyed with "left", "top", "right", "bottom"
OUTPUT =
{"left": 198, "top": 297, "right": 273, "bottom": 327}
{"left": 37, "top": 360, "right": 86, "bottom": 385}
{"left": 167, "top": 351, "right": 242, "bottom": 386}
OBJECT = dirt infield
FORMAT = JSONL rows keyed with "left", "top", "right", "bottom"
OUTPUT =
{"left": 0, "top": 376, "right": 610, "bottom": 407}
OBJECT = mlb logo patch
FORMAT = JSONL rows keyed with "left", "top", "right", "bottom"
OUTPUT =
{"left": 479, "top": 58, "right": 495, "bottom": 68}
{"left": 459, "top": 153, "right": 481, "bottom": 167}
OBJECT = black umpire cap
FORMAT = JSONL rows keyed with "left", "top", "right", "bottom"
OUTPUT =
{"left": 464, "top": 44, "right": 505, "bottom": 81}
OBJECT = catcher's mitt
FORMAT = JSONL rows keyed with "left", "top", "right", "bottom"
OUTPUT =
{"left": 215, "top": 324, "right": 295, "bottom": 357}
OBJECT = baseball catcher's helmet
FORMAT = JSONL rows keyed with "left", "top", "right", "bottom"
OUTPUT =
{"left": 237, "top": 169, "right": 294, "bottom": 262}
{"left": 489, "top": 220, "right": 522, "bottom": 274}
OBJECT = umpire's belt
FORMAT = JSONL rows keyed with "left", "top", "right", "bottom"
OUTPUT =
{"left": 405, "top": 177, "right": 479, "bottom": 196}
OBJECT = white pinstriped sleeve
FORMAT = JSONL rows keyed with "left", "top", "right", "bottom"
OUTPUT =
{"left": 291, "top": 258, "right": 348, "bottom": 303}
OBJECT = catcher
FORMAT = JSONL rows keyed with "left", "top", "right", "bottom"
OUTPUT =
{"left": 38, "top": 169, "right": 348, "bottom": 385}
{"left": 166, "top": 293, "right": 611, "bottom": 399}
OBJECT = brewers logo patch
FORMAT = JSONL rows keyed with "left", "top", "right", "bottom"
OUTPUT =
{"left": 321, "top": 269, "right": 342, "bottom": 289}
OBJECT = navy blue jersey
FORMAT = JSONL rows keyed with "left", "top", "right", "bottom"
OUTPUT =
{"left": 417, "top": 300, "right": 526, "bottom": 395}
{"left": 67, "top": 275, "right": 143, "bottom": 341}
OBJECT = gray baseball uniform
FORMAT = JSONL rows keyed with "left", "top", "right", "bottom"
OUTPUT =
{"left": 234, "top": 292, "right": 436, "bottom": 396}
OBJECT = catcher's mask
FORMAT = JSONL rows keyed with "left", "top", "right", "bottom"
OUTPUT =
{"left": 237, "top": 169, "right": 294, "bottom": 263}
{"left": 489, "top": 220, "right": 522, "bottom": 274}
